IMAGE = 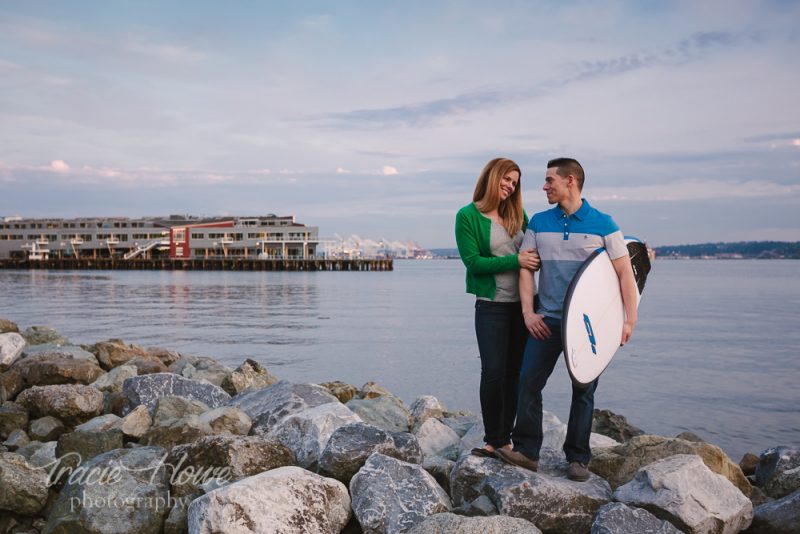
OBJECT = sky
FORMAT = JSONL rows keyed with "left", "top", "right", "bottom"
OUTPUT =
{"left": 1, "top": 0, "right": 799, "bottom": 248}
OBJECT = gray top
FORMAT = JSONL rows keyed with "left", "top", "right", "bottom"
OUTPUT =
{"left": 478, "top": 219, "right": 523, "bottom": 302}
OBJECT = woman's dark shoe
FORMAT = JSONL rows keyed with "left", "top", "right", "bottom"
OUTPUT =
{"left": 567, "top": 461, "right": 591, "bottom": 482}
{"left": 495, "top": 448, "right": 539, "bottom": 472}
{"left": 470, "top": 447, "right": 496, "bottom": 458}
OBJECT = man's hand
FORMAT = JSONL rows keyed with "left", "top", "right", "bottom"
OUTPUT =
{"left": 518, "top": 249, "right": 540, "bottom": 271}
{"left": 524, "top": 311, "right": 551, "bottom": 340}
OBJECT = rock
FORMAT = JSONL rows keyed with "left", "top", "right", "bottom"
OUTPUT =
{"left": 319, "top": 422, "right": 402, "bottom": 483}
{"left": 423, "top": 455, "right": 455, "bottom": 496}
{"left": 198, "top": 406, "right": 252, "bottom": 436}
{"left": 43, "top": 446, "right": 170, "bottom": 534}
{"left": 21, "top": 343, "right": 98, "bottom": 363}
{"left": 0, "top": 401, "right": 29, "bottom": 439}
{"left": 266, "top": 402, "right": 362, "bottom": 470}
{"left": 55, "top": 428, "right": 125, "bottom": 472}
{"left": 122, "top": 373, "right": 231, "bottom": 415}
{"left": 16, "top": 384, "right": 104, "bottom": 425}
{"left": 142, "top": 414, "right": 214, "bottom": 449}
{"left": 440, "top": 413, "right": 479, "bottom": 438}
{"left": 677, "top": 431, "right": 706, "bottom": 443}
{"left": 145, "top": 346, "right": 182, "bottom": 367}
{"left": 590, "top": 434, "right": 752, "bottom": 496}
{"left": 740, "top": 453, "right": 760, "bottom": 477}
{"left": 91, "top": 364, "right": 138, "bottom": 393}
{"left": 591, "top": 502, "right": 682, "bottom": 534}
{"left": 414, "top": 417, "right": 460, "bottom": 460}
{"left": 151, "top": 396, "right": 211, "bottom": 427}
{"left": 391, "top": 431, "right": 425, "bottom": 464}
{"left": 320, "top": 380, "right": 358, "bottom": 403}
{"left": 408, "top": 512, "right": 542, "bottom": 533}
{"left": 346, "top": 394, "right": 411, "bottom": 433}
{"left": 167, "top": 435, "right": 295, "bottom": 494}
{"left": 350, "top": 453, "right": 451, "bottom": 534}
{"left": 110, "top": 404, "right": 152, "bottom": 439}
{"left": 89, "top": 338, "right": 149, "bottom": 370}
{"left": 0, "top": 452, "right": 50, "bottom": 516}
{"left": 187, "top": 466, "right": 351, "bottom": 533}
{"left": 0, "top": 367, "right": 25, "bottom": 403}
{"left": 220, "top": 358, "right": 278, "bottom": 396}
{"left": 22, "top": 326, "right": 68, "bottom": 346}
{"left": 0, "top": 333, "right": 26, "bottom": 371}
{"left": 170, "top": 356, "right": 233, "bottom": 387}
{"left": 74, "top": 413, "right": 121, "bottom": 432}
{"left": 104, "top": 390, "right": 128, "bottom": 416}
{"left": 3, "top": 429, "right": 30, "bottom": 450}
{"left": 230, "top": 379, "right": 338, "bottom": 429}
{"left": 28, "top": 416, "right": 67, "bottom": 442}
{"left": 17, "top": 354, "right": 105, "bottom": 386}
{"left": 359, "top": 381, "right": 394, "bottom": 399}
{"left": 592, "top": 409, "right": 645, "bottom": 442}
{"left": 16, "top": 440, "right": 58, "bottom": 468}
{"left": 125, "top": 355, "right": 169, "bottom": 375}
{"left": 410, "top": 395, "right": 446, "bottom": 429}
{"left": 0, "top": 318, "right": 19, "bottom": 333}
{"left": 614, "top": 454, "right": 753, "bottom": 534}
{"left": 748, "top": 489, "right": 800, "bottom": 533}
{"left": 755, "top": 446, "right": 800, "bottom": 499}
{"left": 164, "top": 497, "right": 194, "bottom": 534}
{"left": 451, "top": 494, "right": 498, "bottom": 517}
{"left": 457, "top": 420, "right": 485, "bottom": 457}
{"left": 591, "top": 433, "right": 621, "bottom": 448}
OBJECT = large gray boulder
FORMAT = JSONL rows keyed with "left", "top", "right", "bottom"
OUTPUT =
{"left": 591, "top": 502, "right": 682, "bottom": 534}
{"left": 43, "top": 446, "right": 170, "bottom": 534}
{"left": 265, "top": 401, "right": 361, "bottom": 470}
{"left": 0, "top": 401, "right": 29, "bottom": 439}
{"left": 407, "top": 512, "right": 542, "bottom": 534}
{"left": 16, "top": 384, "right": 104, "bottom": 425}
{"left": 346, "top": 394, "right": 411, "bottom": 433}
{"left": 220, "top": 358, "right": 277, "bottom": 395}
{"left": 122, "top": 373, "right": 231, "bottom": 415}
{"left": 439, "top": 413, "right": 480, "bottom": 438}
{"left": 591, "top": 434, "right": 751, "bottom": 496}
{"left": 187, "top": 466, "right": 351, "bottom": 533}
{"left": 22, "top": 326, "right": 69, "bottom": 346}
{"left": 748, "top": 489, "right": 800, "bottom": 533}
{"left": 755, "top": 446, "right": 800, "bottom": 499}
{"left": 28, "top": 415, "right": 67, "bottom": 441}
{"left": 0, "top": 451, "right": 50, "bottom": 516}
{"left": 16, "top": 440, "right": 58, "bottom": 468}
{"left": 350, "top": 452, "right": 451, "bottom": 533}
{"left": 229, "top": 379, "right": 338, "bottom": 429}
{"left": 0, "top": 332, "right": 26, "bottom": 371}
{"left": 414, "top": 417, "right": 460, "bottom": 460}
{"left": 409, "top": 395, "right": 446, "bottom": 429}
{"left": 614, "top": 454, "right": 753, "bottom": 534}
{"left": 170, "top": 355, "right": 233, "bottom": 387}
{"left": 320, "top": 422, "right": 412, "bottom": 483}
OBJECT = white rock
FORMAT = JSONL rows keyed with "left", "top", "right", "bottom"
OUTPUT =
{"left": 110, "top": 404, "right": 152, "bottom": 438}
{"left": 188, "top": 466, "right": 351, "bottom": 534}
{"left": 74, "top": 414, "right": 121, "bottom": 432}
{"left": 90, "top": 364, "right": 137, "bottom": 393}
{"left": 614, "top": 454, "right": 753, "bottom": 534}
{"left": 410, "top": 395, "right": 446, "bottom": 428}
{"left": 414, "top": 417, "right": 460, "bottom": 460}
{"left": 0, "top": 333, "right": 26, "bottom": 371}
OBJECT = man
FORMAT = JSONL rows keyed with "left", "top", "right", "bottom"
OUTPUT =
{"left": 495, "top": 158, "right": 638, "bottom": 482}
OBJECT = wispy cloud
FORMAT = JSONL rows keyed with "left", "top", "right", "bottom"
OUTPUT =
{"left": 124, "top": 40, "right": 207, "bottom": 63}
{"left": 591, "top": 179, "right": 800, "bottom": 203}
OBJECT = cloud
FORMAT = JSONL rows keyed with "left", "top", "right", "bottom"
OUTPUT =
{"left": 381, "top": 166, "right": 399, "bottom": 176}
{"left": 590, "top": 179, "right": 800, "bottom": 203}
{"left": 50, "top": 160, "right": 69, "bottom": 172}
{"left": 336, "top": 167, "right": 351, "bottom": 174}
{"left": 125, "top": 40, "right": 207, "bottom": 63}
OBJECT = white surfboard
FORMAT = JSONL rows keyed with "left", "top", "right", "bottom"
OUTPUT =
{"left": 562, "top": 238, "right": 651, "bottom": 387}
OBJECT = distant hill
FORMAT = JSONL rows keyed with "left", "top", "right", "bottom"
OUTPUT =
{"left": 431, "top": 242, "right": 800, "bottom": 259}
{"left": 654, "top": 241, "right": 800, "bottom": 259}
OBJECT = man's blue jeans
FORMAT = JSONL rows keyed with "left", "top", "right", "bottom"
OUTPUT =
{"left": 474, "top": 300, "right": 527, "bottom": 448}
{"left": 512, "top": 316, "right": 598, "bottom": 464}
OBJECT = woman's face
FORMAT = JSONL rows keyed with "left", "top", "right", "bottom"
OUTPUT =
{"left": 498, "top": 170, "right": 520, "bottom": 202}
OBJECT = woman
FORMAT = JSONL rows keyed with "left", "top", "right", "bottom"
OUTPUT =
{"left": 455, "top": 157, "right": 540, "bottom": 457}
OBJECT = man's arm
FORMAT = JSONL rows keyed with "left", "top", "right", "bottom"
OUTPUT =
{"left": 612, "top": 254, "right": 638, "bottom": 345}
{"left": 520, "top": 256, "right": 551, "bottom": 340}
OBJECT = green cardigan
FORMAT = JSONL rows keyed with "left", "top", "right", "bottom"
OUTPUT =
{"left": 454, "top": 202, "right": 529, "bottom": 299}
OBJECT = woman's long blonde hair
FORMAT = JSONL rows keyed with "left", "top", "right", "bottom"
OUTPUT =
{"left": 473, "top": 157, "right": 524, "bottom": 236}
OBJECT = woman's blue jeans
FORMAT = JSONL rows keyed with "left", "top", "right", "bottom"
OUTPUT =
{"left": 512, "top": 316, "right": 598, "bottom": 464}
{"left": 474, "top": 299, "right": 527, "bottom": 448}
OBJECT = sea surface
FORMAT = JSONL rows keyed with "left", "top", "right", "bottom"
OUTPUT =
{"left": 1, "top": 259, "right": 798, "bottom": 460}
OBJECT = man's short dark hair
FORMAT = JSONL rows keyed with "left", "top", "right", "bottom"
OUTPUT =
{"left": 547, "top": 158, "right": 585, "bottom": 191}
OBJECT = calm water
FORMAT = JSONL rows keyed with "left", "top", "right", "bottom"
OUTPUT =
{"left": 1, "top": 260, "right": 798, "bottom": 460}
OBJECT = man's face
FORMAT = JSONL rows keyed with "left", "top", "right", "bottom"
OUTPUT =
{"left": 543, "top": 167, "right": 569, "bottom": 205}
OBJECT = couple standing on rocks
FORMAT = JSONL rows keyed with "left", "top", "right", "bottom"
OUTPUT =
{"left": 455, "top": 157, "right": 639, "bottom": 482}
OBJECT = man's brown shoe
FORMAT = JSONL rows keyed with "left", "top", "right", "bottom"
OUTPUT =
{"left": 495, "top": 449, "right": 538, "bottom": 472}
{"left": 567, "top": 461, "right": 591, "bottom": 482}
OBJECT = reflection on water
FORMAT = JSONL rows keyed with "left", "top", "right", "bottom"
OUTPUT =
{"left": 1, "top": 260, "right": 799, "bottom": 460}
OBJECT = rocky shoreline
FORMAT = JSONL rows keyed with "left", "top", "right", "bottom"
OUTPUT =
{"left": 0, "top": 318, "right": 797, "bottom": 533}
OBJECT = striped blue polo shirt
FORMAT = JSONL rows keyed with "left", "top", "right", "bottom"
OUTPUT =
{"left": 521, "top": 199, "right": 627, "bottom": 319}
